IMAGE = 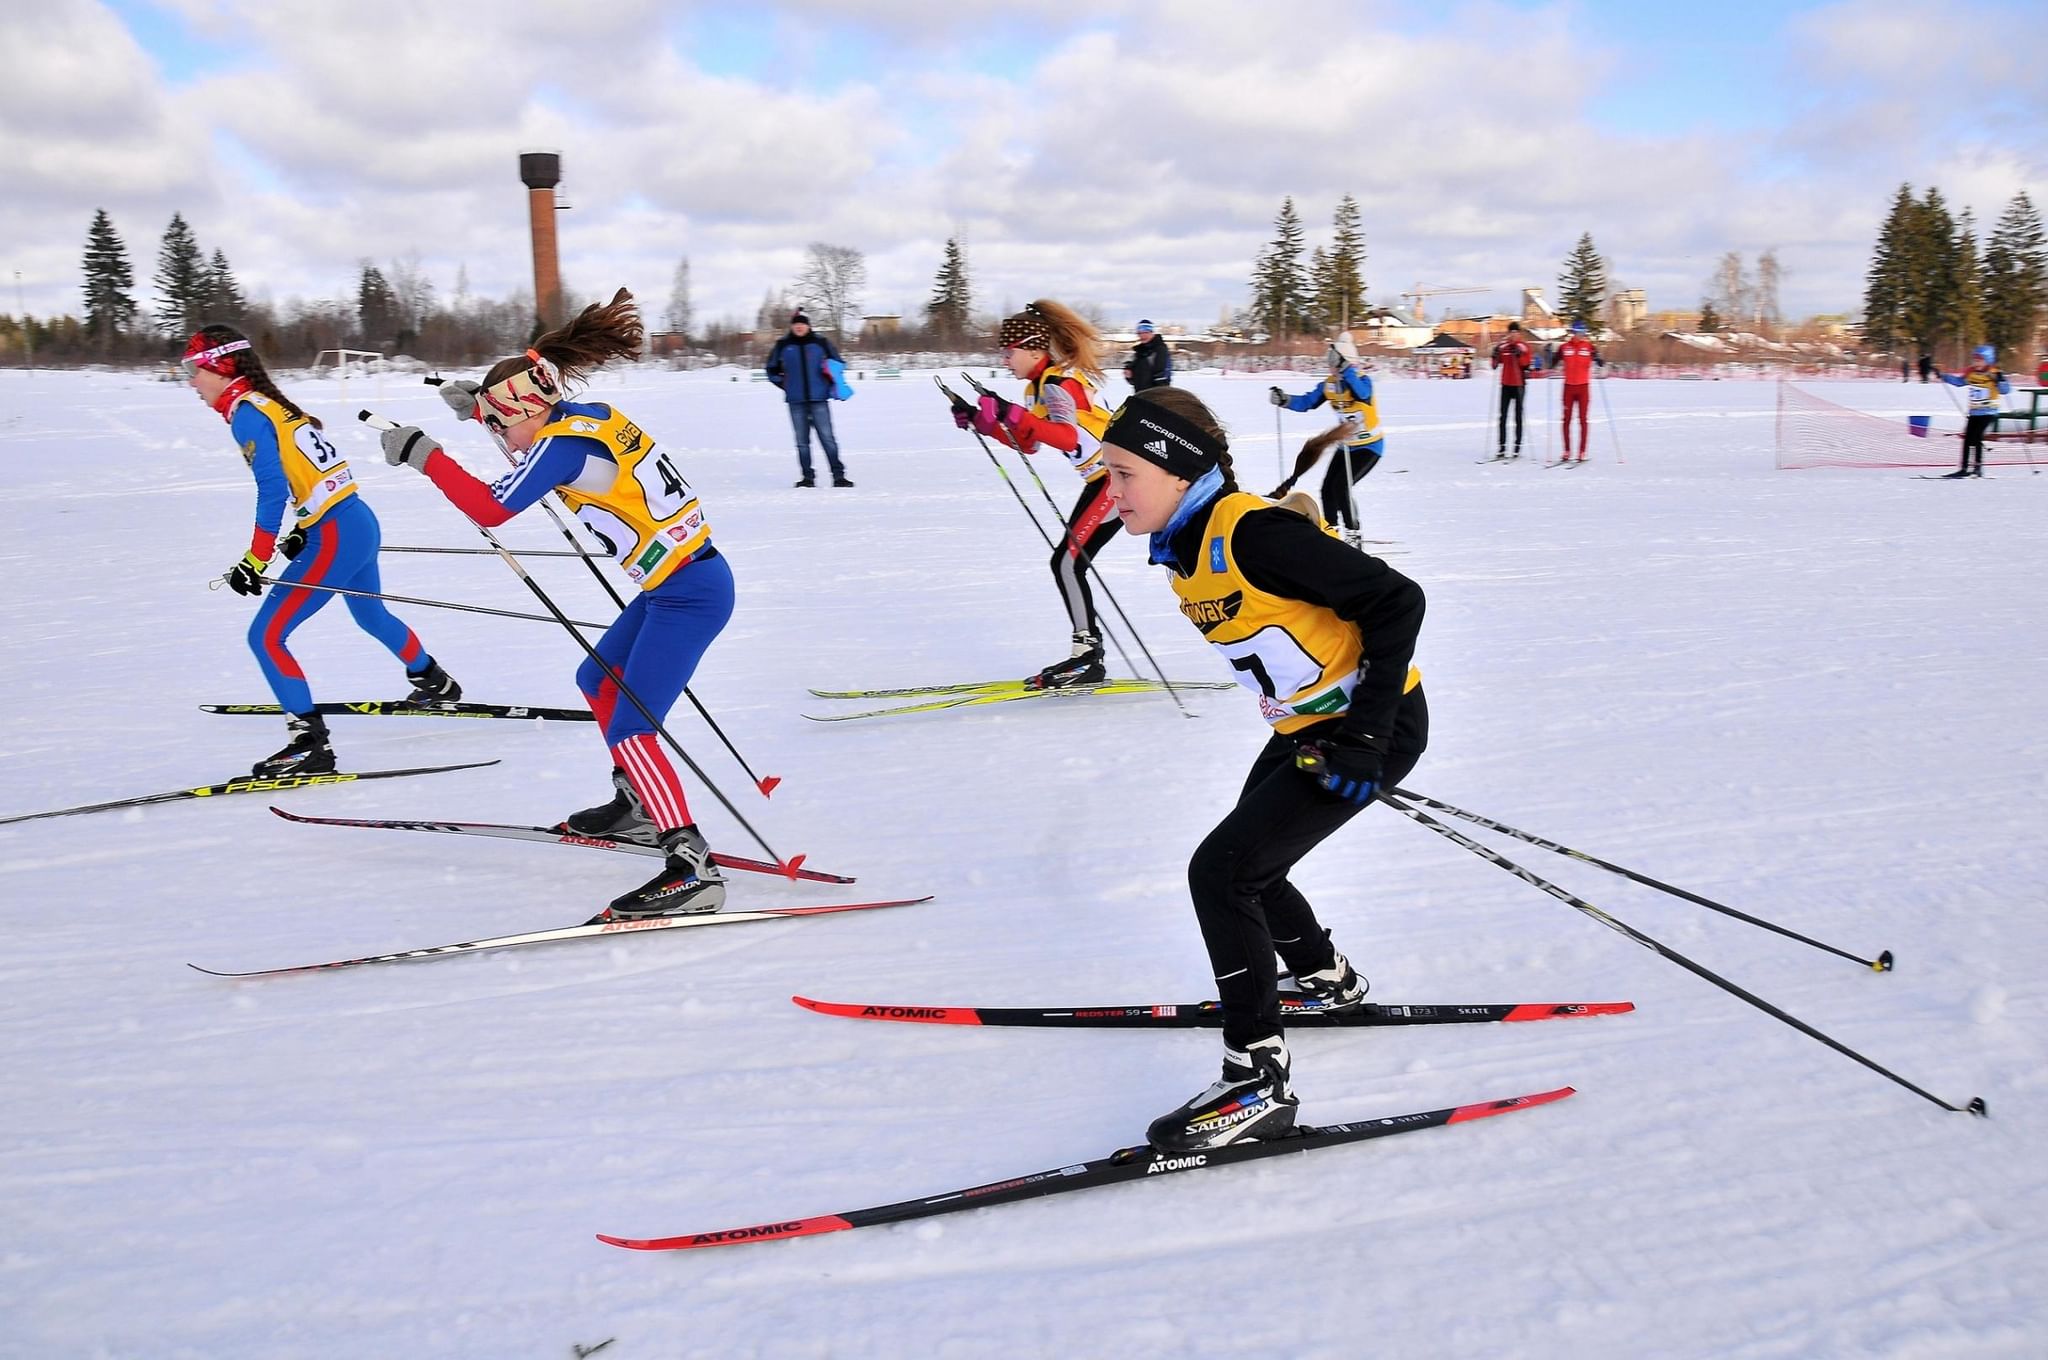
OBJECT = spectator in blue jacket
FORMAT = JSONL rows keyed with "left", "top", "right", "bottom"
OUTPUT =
{"left": 1124, "top": 320, "right": 1174, "bottom": 391}
{"left": 765, "top": 311, "right": 852, "bottom": 487}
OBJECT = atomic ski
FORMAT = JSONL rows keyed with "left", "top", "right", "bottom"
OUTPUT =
{"left": 598, "top": 1086, "right": 1574, "bottom": 1252}
{"left": 189, "top": 897, "right": 932, "bottom": 978}
{"left": 807, "top": 680, "right": 1220, "bottom": 723}
{"left": 268, "top": 807, "right": 857, "bottom": 884}
{"left": 203, "top": 700, "right": 594, "bottom": 721}
{"left": 0, "top": 761, "right": 501, "bottom": 828}
{"left": 792, "top": 996, "right": 1634, "bottom": 1028}
{"left": 808, "top": 679, "right": 1235, "bottom": 700}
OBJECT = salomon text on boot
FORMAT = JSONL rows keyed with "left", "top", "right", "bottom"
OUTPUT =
{"left": 1146, "top": 1035, "right": 1298, "bottom": 1152}
{"left": 608, "top": 824, "right": 727, "bottom": 918}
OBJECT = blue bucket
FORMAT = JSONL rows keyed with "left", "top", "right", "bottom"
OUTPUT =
{"left": 1908, "top": 415, "right": 1931, "bottom": 438}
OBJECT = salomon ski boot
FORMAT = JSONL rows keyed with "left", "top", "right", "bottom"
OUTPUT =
{"left": 558, "top": 767, "right": 659, "bottom": 846}
{"left": 609, "top": 824, "right": 727, "bottom": 918}
{"left": 1146, "top": 1035, "right": 1297, "bottom": 1153}
{"left": 253, "top": 712, "right": 336, "bottom": 777}
{"left": 1289, "top": 945, "right": 1367, "bottom": 1013}
{"left": 1026, "top": 633, "right": 1106, "bottom": 690}
{"left": 402, "top": 657, "right": 463, "bottom": 706}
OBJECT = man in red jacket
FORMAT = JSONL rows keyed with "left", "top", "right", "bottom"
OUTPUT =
{"left": 1490, "top": 321, "right": 1534, "bottom": 459}
{"left": 1554, "top": 319, "right": 1603, "bottom": 464}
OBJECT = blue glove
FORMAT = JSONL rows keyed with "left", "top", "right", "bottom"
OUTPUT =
{"left": 1295, "top": 738, "right": 1384, "bottom": 805}
{"left": 382, "top": 425, "right": 441, "bottom": 470}
{"left": 224, "top": 551, "right": 269, "bottom": 597}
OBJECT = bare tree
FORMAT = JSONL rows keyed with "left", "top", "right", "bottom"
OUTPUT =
{"left": 1754, "top": 249, "right": 1783, "bottom": 336}
{"left": 795, "top": 242, "right": 866, "bottom": 335}
{"left": 1711, "top": 252, "right": 1755, "bottom": 330}
{"left": 664, "top": 257, "right": 693, "bottom": 339}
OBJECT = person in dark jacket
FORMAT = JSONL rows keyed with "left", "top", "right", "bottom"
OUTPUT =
{"left": 765, "top": 311, "right": 851, "bottom": 487}
{"left": 1123, "top": 319, "right": 1174, "bottom": 392}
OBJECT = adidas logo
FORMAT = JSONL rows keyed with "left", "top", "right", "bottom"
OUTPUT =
{"left": 1145, "top": 439, "right": 1168, "bottom": 456}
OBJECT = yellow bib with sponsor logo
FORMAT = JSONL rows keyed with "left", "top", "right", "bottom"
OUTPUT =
{"left": 1321, "top": 372, "right": 1382, "bottom": 444}
{"left": 1027, "top": 364, "right": 1110, "bottom": 480}
{"left": 235, "top": 392, "right": 356, "bottom": 525}
{"left": 1170, "top": 492, "right": 1418, "bottom": 733}
{"left": 541, "top": 405, "right": 710, "bottom": 591}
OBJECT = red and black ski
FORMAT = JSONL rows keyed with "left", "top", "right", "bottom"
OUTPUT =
{"left": 791, "top": 996, "right": 1634, "bottom": 1028}
{"left": 598, "top": 1087, "right": 1575, "bottom": 1252}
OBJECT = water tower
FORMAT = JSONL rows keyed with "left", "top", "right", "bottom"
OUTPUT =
{"left": 519, "top": 151, "right": 564, "bottom": 329}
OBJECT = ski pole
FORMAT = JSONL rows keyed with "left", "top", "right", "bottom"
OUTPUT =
{"left": 384, "top": 545, "right": 589, "bottom": 558}
{"left": 1388, "top": 788, "right": 1891, "bottom": 971}
{"left": 1598, "top": 375, "right": 1625, "bottom": 464}
{"left": 207, "top": 573, "right": 611, "bottom": 629}
{"left": 1377, "top": 793, "right": 1985, "bottom": 1117}
{"left": 951, "top": 375, "right": 1189, "bottom": 717}
{"left": 1544, "top": 368, "right": 1554, "bottom": 463}
{"left": 360, "top": 412, "right": 802, "bottom": 873}
{"left": 1274, "top": 397, "right": 1285, "bottom": 483}
{"left": 424, "top": 377, "right": 780, "bottom": 795}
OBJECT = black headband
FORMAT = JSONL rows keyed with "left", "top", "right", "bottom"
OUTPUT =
{"left": 1100, "top": 398, "right": 1224, "bottom": 480}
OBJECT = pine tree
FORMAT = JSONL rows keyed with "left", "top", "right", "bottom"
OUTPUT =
{"left": 924, "top": 236, "right": 972, "bottom": 343}
{"left": 664, "top": 257, "right": 693, "bottom": 339}
{"left": 153, "top": 212, "right": 207, "bottom": 337}
{"left": 1248, "top": 197, "right": 1311, "bottom": 341}
{"left": 357, "top": 263, "right": 401, "bottom": 349}
{"left": 1697, "top": 299, "right": 1722, "bottom": 333}
{"left": 1307, "top": 246, "right": 1334, "bottom": 331}
{"left": 1557, "top": 232, "right": 1607, "bottom": 327}
{"left": 205, "top": 248, "right": 245, "bottom": 327}
{"left": 1981, "top": 191, "right": 2047, "bottom": 366}
{"left": 1326, "top": 194, "right": 1367, "bottom": 331}
{"left": 1904, "top": 188, "right": 1959, "bottom": 360}
{"left": 80, "top": 208, "right": 137, "bottom": 347}
{"left": 1948, "top": 210, "right": 1985, "bottom": 362}
{"left": 1862, "top": 183, "right": 1918, "bottom": 353}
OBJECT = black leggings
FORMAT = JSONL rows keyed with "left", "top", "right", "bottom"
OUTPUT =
{"left": 1319, "top": 444, "right": 1381, "bottom": 530}
{"left": 1187, "top": 691, "right": 1428, "bottom": 1049}
{"left": 1961, "top": 414, "right": 1995, "bottom": 472}
{"left": 1051, "top": 476, "right": 1123, "bottom": 636}
{"left": 1498, "top": 385, "right": 1526, "bottom": 451}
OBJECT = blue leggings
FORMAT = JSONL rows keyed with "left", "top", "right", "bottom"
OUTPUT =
{"left": 576, "top": 551, "right": 735, "bottom": 744}
{"left": 249, "top": 497, "right": 423, "bottom": 714}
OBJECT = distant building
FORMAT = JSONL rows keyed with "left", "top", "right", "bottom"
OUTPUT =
{"left": 861, "top": 314, "right": 903, "bottom": 341}
{"left": 1610, "top": 289, "right": 1647, "bottom": 333}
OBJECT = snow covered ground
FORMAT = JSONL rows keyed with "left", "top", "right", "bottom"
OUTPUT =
{"left": 1, "top": 364, "right": 2043, "bottom": 1359}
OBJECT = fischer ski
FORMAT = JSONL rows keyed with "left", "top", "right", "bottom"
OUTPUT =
{"left": 807, "top": 680, "right": 1220, "bottom": 723}
{"left": 268, "top": 807, "right": 857, "bottom": 884}
{"left": 597, "top": 1086, "right": 1574, "bottom": 1253}
{"left": 791, "top": 996, "right": 1634, "bottom": 1028}
{"left": 189, "top": 897, "right": 932, "bottom": 978}
{"left": 0, "top": 761, "right": 501, "bottom": 828}
{"left": 808, "top": 679, "right": 1235, "bottom": 700}
{"left": 203, "top": 700, "right": 594, "bottom": 722}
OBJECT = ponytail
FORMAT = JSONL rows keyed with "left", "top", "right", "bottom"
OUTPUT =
{"left": 483, "top": 288, "right": 642, "bottom": 390}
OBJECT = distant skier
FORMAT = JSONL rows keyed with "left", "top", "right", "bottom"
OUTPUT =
{"left": 1269, "top": 335, "right": 1385, "bottom": 532}
{"left": 184, "top": 325, "right": 459, "bottom": 778}
{"left": 948, "top": 299, "right": 1116, "bottom": 688}
{"left": 1490, "top": 321, "right": 1535, "bottom": 458}
{"left": 376, "top": 290, "right": 735, "bottom": 918}
{"left": 1123, "top": 319, "right": 1174, "bottom": 391}
{"left": 1094, "top": 387, "right": 1427, "bottom": 1152}
{"left": 1554, "top": 319, "right": 1604, "bottom": 463}
{"left": 1937, "top": 346, "right": 2010, "bottom": 478}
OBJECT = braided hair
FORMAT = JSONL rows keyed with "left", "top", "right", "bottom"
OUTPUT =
{"left": 190, "top": 323, "right": 321, "bottom": 428}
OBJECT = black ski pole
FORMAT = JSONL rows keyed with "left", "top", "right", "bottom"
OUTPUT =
{"left": 384, "top": 545, "right": 588, "bottom": 558}
{"left": 424, "top": 377, "right": 781, "bottom": 795}
{"left": 360, "top": 412, "right": 802, "bottom": 873}
{"left": 207, "top": 573, "right": 610, "bottom": 629}
{"left": 1389, "top": 788, "right": 1891, "bottom": 972}
{"left": 1377, "top": 793, "right": 1984, "bottom": 1117}
{"left": 954, "top": 373, "right": 1189, "bottom": 717}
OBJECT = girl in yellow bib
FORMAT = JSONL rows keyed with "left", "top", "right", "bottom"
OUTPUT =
{"left": 377, "top": 292, "right": 734, "bottom": 919}
{"left": 1096, "top": 388, "right": 1428, "bottom": 1153}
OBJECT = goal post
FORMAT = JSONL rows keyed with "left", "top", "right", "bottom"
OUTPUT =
{"left": 311, "top": 348, "right": 385, "bottom": 403}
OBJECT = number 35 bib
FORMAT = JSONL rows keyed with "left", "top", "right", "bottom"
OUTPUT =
{"left": 539, "top": 406, "right": 711, "bottom": 590}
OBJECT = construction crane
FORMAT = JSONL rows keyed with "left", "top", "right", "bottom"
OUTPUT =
{"left": 1402, "top": 283, "right": 1487, "bottom": 325}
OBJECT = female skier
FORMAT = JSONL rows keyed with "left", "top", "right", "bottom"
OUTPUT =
{"left": 952, "top": 300, "right": 1115, "bottom": 688}
{"left": 186, "top": 325, "right": 459, "bottom": 777}
{"left": 376, "top": 291, "right": 733, "bottom": 918}
{"left": 1937, "top": 345, "right": 2011, "bottom": 478}
{"left": 1096, "top": 387, "right": 1428, "bottom": 1152}
{"left": 1269, "top": 336, "right": 1386, "bottom": 536}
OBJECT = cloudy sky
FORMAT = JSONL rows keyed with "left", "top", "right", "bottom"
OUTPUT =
{"left": 7, "top": 0, "right": 2044, "bottom": 334}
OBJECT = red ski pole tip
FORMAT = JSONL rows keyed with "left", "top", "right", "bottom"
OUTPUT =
{"left": 779, "top": 854, "right": 807, "bottom": 880}
{"left": 758, "top": 776, "right": 782, "bottom": 797}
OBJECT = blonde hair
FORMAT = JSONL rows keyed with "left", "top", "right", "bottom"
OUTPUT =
{"left": 1006, "top": 299, "right": 1105, "bottom": 384}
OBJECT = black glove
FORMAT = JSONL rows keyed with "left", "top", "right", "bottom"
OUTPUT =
{"left": 224, "top": 551, "right": 269, "bottom": 597}
{"left": 382, "top": 425, "right": 441, "bottom": 469}
{"left": 1295, "top": 736, "right": 1384, "bottom": 805}
{"left": 1268, "top": 386, "right": 1289, "bottom": 407}
{"left": 278, "top": 528, "right": 307, "bottom": 560}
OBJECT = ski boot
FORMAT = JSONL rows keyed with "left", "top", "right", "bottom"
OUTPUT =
{"left": 402, "top": 657, "right": 462, "bottom": 707}
{"left": 1025, "top": 633, "right": 1106, "bottom": 690}
{"left": 1146, "top": 1035, "right": 1297, "bottom": 1153}
{"left": 1289, "top": 941, "right": 1367, "bottom": 1014}
{"left": 558, "top": 767, "right": 659, "bottom": 846}
{"left": 609, "top": 824, "right": 727, "bottom": 918}
{"left": 253, "top": 712, "right": 336, "bottom": 777}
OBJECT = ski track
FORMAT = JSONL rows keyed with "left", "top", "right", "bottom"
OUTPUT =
{"left": 0, "top": 367, "right": 2043, "bottom": 1358}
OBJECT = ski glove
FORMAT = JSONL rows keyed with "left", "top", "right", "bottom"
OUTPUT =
{"left": 948, "top": 395, "right": 978, "bottom": 430}
{"left": 1269, "top": 386, "right": 1290, "bottom": 407}
{"left": 278, "top": 528, "right": 307, "bottom": 561}
{"left": 224, "top": 551, "right": 269, "bottom": 597}
{"left": 436, "top": 378, "right": 482, "bottom": 421}
{"left": 1295, "top": 738, "right": 1384, "bottom": 805}
{"left": 973, "top": 394, "right": 1024, "bottom": 438}
{"left": 382, "top": 425, "right": 441, "bottom": 470}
